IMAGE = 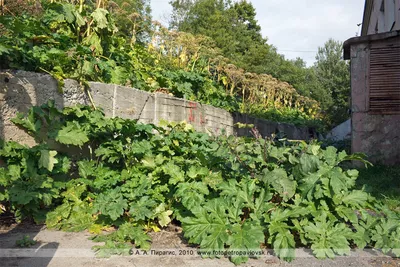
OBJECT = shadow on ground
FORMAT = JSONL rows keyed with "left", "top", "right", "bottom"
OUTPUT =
{"left": 0, "top": 220, "right": 58, "bottom": 267}
{"left": 356, "top": 165, "right": 400, "bottom": 212}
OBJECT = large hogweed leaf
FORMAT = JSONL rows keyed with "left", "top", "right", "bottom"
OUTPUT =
{"left": 162, "top": 161, "right": 185, "bottom": 185}
{"left": 371, "top": 218, "right": 400, "bottom": 256}
{"left": 251, "top": 188, "right": 274, "bottom": 221}
{"left": 95, "top": 141, "right": 124, "bottom": 163}
{"left": 39, "top": 150, "right": 58, "bottom": 172}
{"left": 93, "top": 189, "right": 128, "bottom": 221}
{"left": 227, "top": 221, "right": 264, "bottom": 265}
{"left": 236, "top": 178, "right": 257, "bottom": 206}
{"left": 181, "top": 199, "right": 229, "bottom": 257}
{"left": 129, "top": 196, "right": 157, "bottom": 221}
{"left": 55, "top": 122, "right": 89, "bottom": 146}
{"left": 218, "top": 179, "right": 240, "bottom": 197}
{"left": 261, "top": 168, "right": 296, "bottom": 201}
{"left": 297, "top": 153, "right": 320, "bottom": 175}
{"left": 175, "top": 181, "right": 209, "bottom": 210}
{"left": 45, "top": 184, "right": 93, "bottom": 231}
{"left": 268, "top": 222, "right": 296, "bottom": 262}
{"left": 91, "top": 8, "right": 110, "bottom": 30}
{"left": 11, "top": 110, "right": 41, "bottom": 136}
{"left": 351, "top": 215, "right": 379, "bottom": 249}
{"left": 303, "top": 213, "right": 352, "bottom": 259}
{"left": 266, "top": 204, "right": 310, "bottom": 262}
{"left": 154, "top": 203, "right": 173, "bottom": 227}
{"left": 338, "top": 190, "right": 370, "bottom": 207}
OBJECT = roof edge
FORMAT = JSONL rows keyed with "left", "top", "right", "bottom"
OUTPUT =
{"left": 343, "top": 30, "right": 400, "bottom": 59}
{"left": 361, "top": 0, "right": 373, "bottom": 36}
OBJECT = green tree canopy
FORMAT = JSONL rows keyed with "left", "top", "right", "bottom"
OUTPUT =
{"left": 107, "top": 0, "right": 152, "bottom": 44}
{"left": 314, "top": 38, "right": 350, "bottom": 125}
{"left": 168, "top": 0, "right": 335, "bottom": 117}
{"left": 169, "top": 0, "right": 275, "bottom": 72}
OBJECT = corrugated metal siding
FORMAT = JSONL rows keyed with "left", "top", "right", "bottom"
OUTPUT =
{"left": 369, "top": 45, "right": 400, "bottom": 114}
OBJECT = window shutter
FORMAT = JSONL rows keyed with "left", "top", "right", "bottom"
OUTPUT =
{"left": 369, "top": 45, "right": 400, "bottom": 114}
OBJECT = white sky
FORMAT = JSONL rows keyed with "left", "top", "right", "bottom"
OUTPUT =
{"left": 150, "top": 0, "right": 366, "bottom": 66}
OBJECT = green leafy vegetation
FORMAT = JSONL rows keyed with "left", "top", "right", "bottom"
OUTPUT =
{"left": 169, "top": 0, "right": 350, "bottom": 126}
{"left": 314, "top": 39, "right": 351, "bottom": 125}
{"left": 0, "top": 103, "right": 399, "bottom": 264}
{"left": 0, "top": 0, "right": 324, "bottom": 129}
{"left": 357, "top": 166, "right": 400, "bottom": 213}
{"left": 15, "top": 235, "right": 37, "bottom": 248}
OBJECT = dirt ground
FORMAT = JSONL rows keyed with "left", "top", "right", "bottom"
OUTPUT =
{"left": 0, "top": 223, "right": 399, "bottom": 267}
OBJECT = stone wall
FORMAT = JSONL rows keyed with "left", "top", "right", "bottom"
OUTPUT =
{"left": 0, "top": 70, "right": 311, "bottom": 146}
{"left": 326, "top": 119, "right": 351, "bottom": 141}
{"left": 347, "top": 35, "right": 400, "bottom": 165}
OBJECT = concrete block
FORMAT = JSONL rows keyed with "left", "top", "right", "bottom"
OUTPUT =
{"left": 60, "top": 79, "right": 89, "bottom": 107}
{"left": 88, "top": 82, "right": 114, "bottom": 117}
{"left": 352, "top": 111, "right": 400, "bottom": 165}
{"left": 114, "top": 85, "right": 154, "bottom": 120}
{"left": 350, "top": 44, "right": 369, "bottom": 113}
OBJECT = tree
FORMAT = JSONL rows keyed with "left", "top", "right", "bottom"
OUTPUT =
{"left": 169, "top": 0, "right": 195, "bottom": 30}
{"left": 0, "top": 0, "right": 41, "bottom": 16}
{"left": 314, "top": 38, "right": 350, "bottom": 125}
{"left": 168, "top": 1, "right": 321, "bottom": 100}
{"left": 107, "top": 0, "right": 152, "bottom": 44}
{"left": 169, "top": 0, "right": 276, "bottom": 71}
{"left": 168, "top": 0, "right": 350, "bottom": 122}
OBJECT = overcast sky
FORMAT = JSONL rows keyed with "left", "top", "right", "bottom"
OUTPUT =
{"left": 150, "top": 0, "right": 365, "bottom": 66}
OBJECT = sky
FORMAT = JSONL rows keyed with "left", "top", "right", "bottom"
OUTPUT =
{"left": 150, "top": 0, "right": 366, "bottom": 66}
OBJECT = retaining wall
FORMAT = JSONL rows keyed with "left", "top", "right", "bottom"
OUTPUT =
{"left": 0, "top": 70, "right": 312, "bottom": 146}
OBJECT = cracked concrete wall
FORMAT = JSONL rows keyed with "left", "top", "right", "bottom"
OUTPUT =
{"left": 349, "top": 40, "right": 400, "bottom": 165}
{"left": 0, "top": 70, "right": 89, "bottom": 146}
{"left": 0, "top": 70, "right": 311, "bottom": 147}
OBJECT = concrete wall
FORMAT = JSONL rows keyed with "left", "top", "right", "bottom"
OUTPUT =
{"left": 326, "top": 119, "right": 351, "bottom": 141}
{"left": 0, "top": 70, "right": 311, "bottom": 147}
{"left": 349, "top": 36, "right": 400, "bottom": 165}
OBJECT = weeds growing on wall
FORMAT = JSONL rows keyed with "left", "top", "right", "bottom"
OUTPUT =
{"left": 0, "top": 102, "right": 399, "bottom": 264}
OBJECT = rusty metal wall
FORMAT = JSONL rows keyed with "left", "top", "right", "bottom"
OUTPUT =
{"left": 369, "top": 40, "right": 400, "bottom": 113}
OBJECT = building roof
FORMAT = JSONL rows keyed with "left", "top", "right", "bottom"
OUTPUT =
{"left": 361, "top": 0, "right": 374, "bottom": 36}
{"left": 343, "top": 30, "right": 400, "bottom": 59}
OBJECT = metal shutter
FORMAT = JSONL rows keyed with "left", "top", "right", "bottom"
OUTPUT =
{"left": 369, "top": 45, "right": 400, "bottom": 114}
